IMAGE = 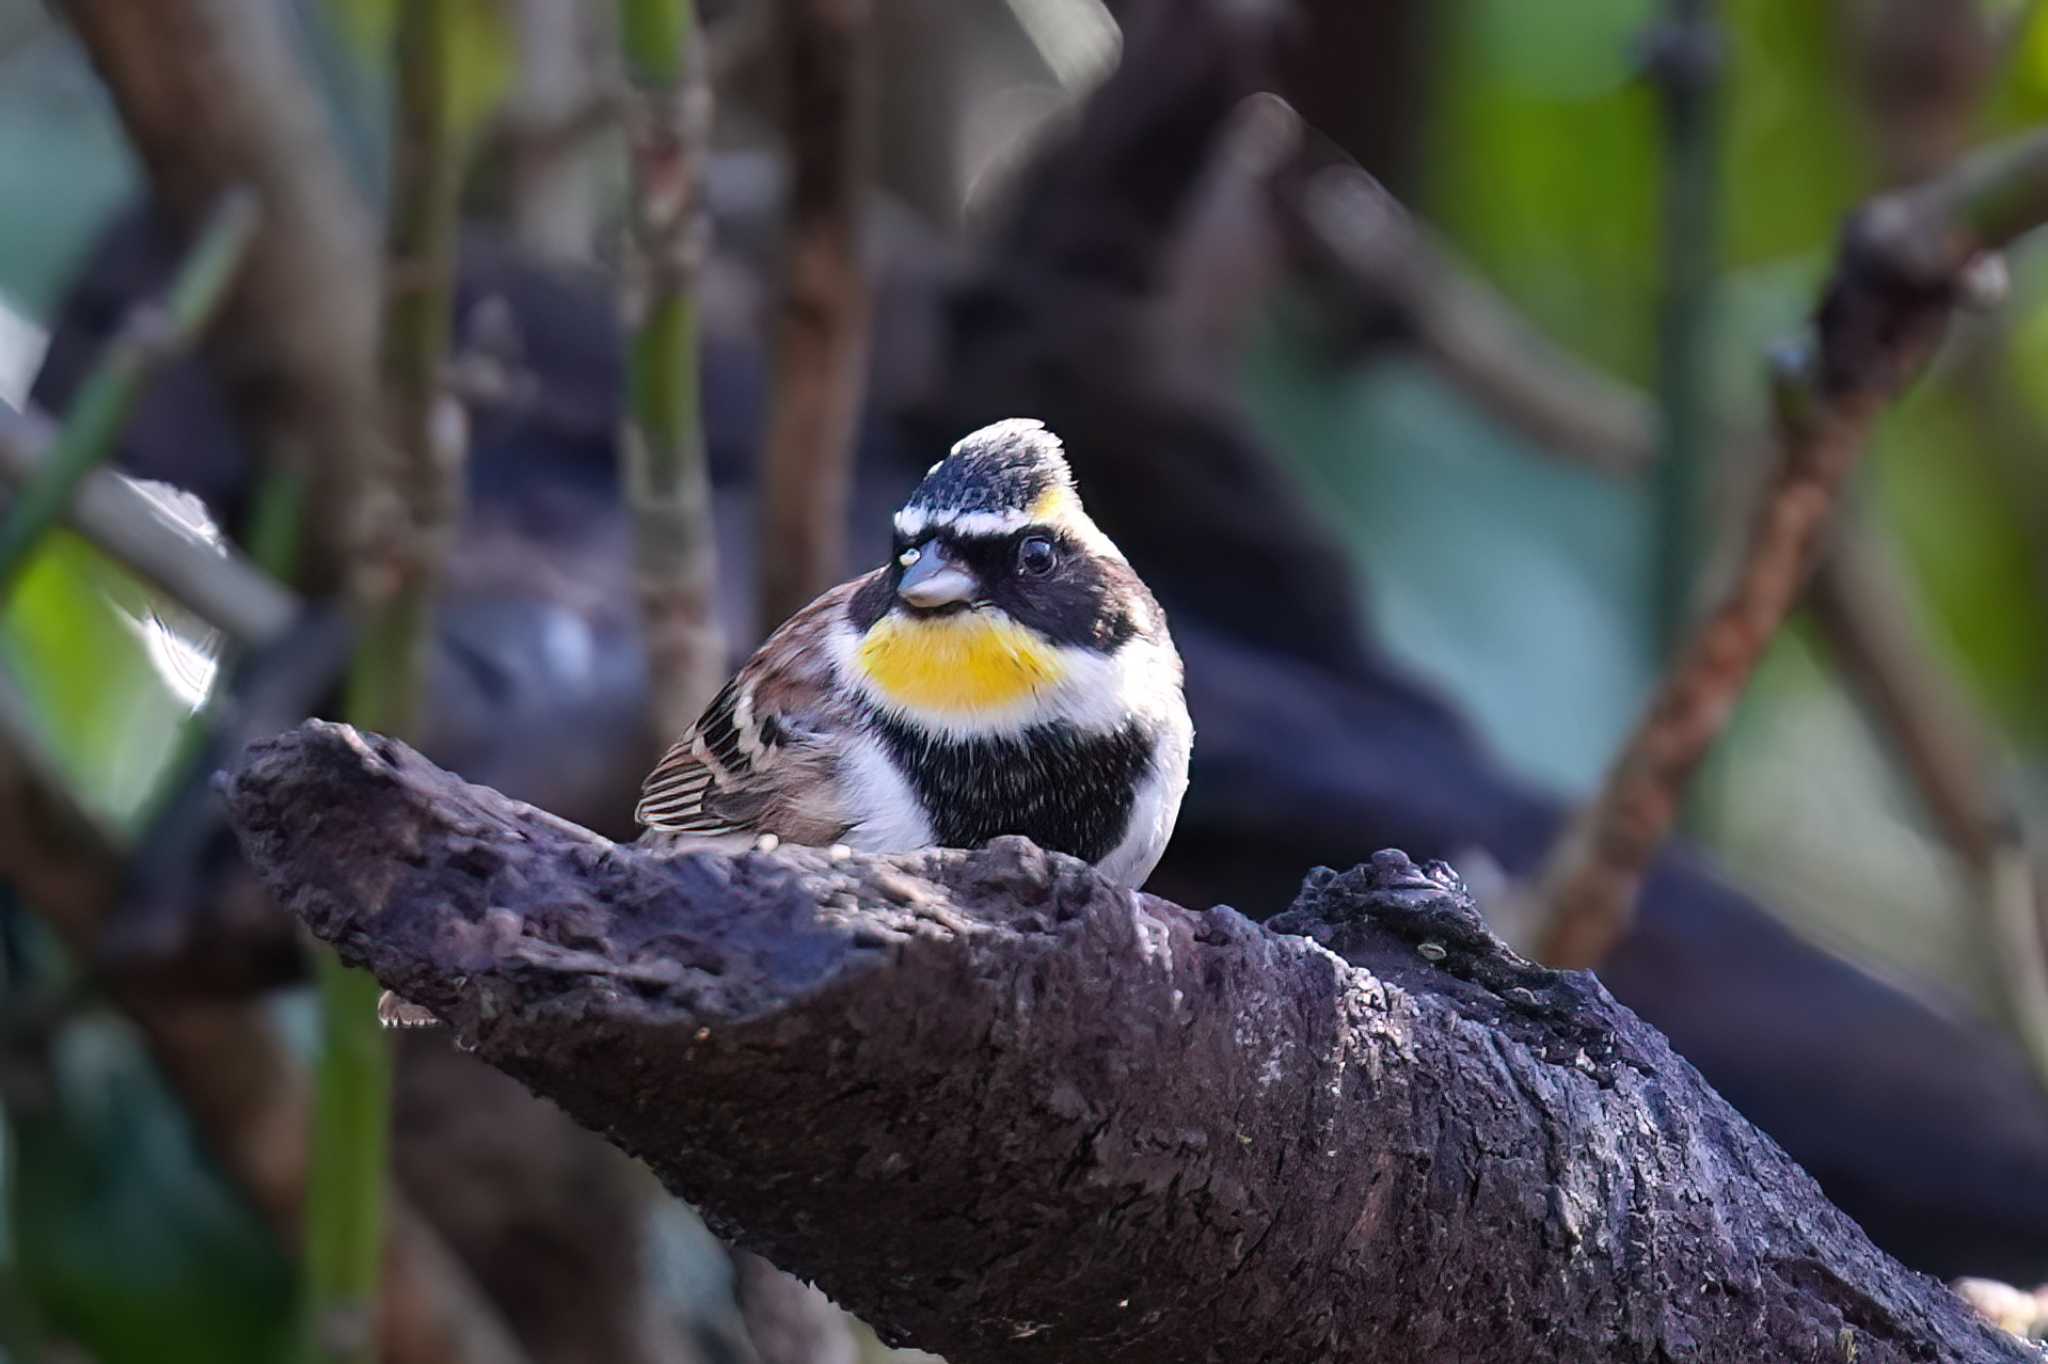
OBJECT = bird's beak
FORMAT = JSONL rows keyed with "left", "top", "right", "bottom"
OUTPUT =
{"left": 897, "top": 542, "right": 979, "bottom": 609}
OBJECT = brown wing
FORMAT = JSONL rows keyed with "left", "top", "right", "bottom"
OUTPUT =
{"left": 635, "top": 577, "right": 868, "bottom": 845}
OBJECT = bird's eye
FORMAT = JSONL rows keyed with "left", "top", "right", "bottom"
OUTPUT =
{"left": 1016, "top": 534, "right": 1057, "bottom": 577}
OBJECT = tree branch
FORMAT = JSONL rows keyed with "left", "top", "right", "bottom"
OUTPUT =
{"left": 61, "top": 0, "right": 386, "bottom": 598}
{"left": 222, "top": 721, "right": 2028, "bottom": 1364}
{"left": 755, "top": 0, "right": 875, "bottom": 636}
{"left": 0, "top": 189, "right": 259, "bottom": 594}
{"left": 1289, "top": 165, "right": 1659, "bottom": 477}
{"left": 0, "top": 406, "right": 299, "bottom": 647}
{"left": 1536, "top": 126, "right": 2048, "bottom": 968}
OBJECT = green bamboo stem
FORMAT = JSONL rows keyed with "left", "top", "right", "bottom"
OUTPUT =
{"left": 0, "top": 189, "right": 260, "bottom": 597}
{"left": 1648, "top": 0, "right": 1723, "bottom": 660}
{"left": 305, "top": 5, "right": 469, "bottom": 1362}
{"left": 620, "top": 0, "right": 727, "bottom": 739}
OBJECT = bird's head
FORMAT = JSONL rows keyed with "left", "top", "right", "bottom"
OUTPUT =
{"left": 842, "top": 418, "right": 1174, "bottom": 733}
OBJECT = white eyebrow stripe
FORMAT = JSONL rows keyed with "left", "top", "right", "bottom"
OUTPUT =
{"left": 893, "top": 507, "right": 1034, "bottom": 540}
{"left": 892, "top": 502, "right": 1129, "bottom": 564}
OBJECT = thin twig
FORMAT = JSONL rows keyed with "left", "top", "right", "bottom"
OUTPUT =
{"left": 1645, "top": 0, "right": 1723, "bottom": 655}
{"left": 1290, "top": 111, "right": 2048, "bottom": 1065}
{"left": 1806, "top": 527, "right": 2048, "bottom": 1093}
{"left": 1807, "top": 527, "right": 2001, "bottom": 866}
{"left": 1985, "top": 825, "right": 2048, "bottom": 1100}
{"left": 755, "top": 0, "right": 875, "bottom": 636}
{"left": 620, "top": 0, "right": 728, "bottom": 737}
{"left": 1292, "top": 166, "right": 1659, "bottom": 478}
{"left": 0, "top": 407, "right": 299, "bottom": 647}
{"left": 1535, "top": 128, "right": 2048, "bottom": 969}
{"left": 310, "top": 5, "right": 474, "bottom": 1362}
{"left": 0, "top": 191, "right": 260, "bottom": 595}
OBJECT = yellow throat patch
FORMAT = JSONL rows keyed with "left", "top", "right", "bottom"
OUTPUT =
{"left": 855, "top": 611, "right": 1064, "bottom": 714}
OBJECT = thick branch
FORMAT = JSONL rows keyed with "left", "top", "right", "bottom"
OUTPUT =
{"left": 224, "top": 722, "right": 2025, "bottom": 1364}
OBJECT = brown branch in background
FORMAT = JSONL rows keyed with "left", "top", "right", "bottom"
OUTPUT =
{"left": 0, "top": 686, "right": 527, "bottom": 1364}
{"left": 1808, "top": 526, "right": 2002, "bottom": 865}
{"left": 59, "top": 0, "right": 385, "bottom": 597}
{"left": 0, "top": 406, "right": 299, "bottom": 647}
{"left": 621, "top": 0, "right": 730, "bottom": 740}
{"left": 1847, "top": 0, "right": 2001, "bottom": 186}
{"left": 0, "top": 189, "right": 260, "bottom": 593}
{"left": 1291, "top": 133, "right": 2048, "bottom": 1092}
{"left": 1534, "top": 129, "right": 2048, "bottom": 969}
{"left": 754, "top": 0, "right": 875, "bottom": 636}
{"left": 1807, "top": 526, "right": 2048, "bottom": 1092}
{"left": 1290, "top": 165, "right": 1659, "bottom": 477}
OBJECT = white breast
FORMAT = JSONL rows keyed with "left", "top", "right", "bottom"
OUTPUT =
{"left": 1092, "top": 703, "right": 1193, "bottom": 888}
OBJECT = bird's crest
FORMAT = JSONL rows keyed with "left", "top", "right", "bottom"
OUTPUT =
{"left": 894, "top": 418, "right": 1077, "bottom": 539}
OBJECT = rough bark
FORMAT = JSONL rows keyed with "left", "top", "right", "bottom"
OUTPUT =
{"left": 223, "top": 721, "right": 2025, "bottom": 1364}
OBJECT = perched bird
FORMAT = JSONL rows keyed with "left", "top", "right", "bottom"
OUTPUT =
{"left": 637, "top": 418, "right": 1192, "bottom": 886}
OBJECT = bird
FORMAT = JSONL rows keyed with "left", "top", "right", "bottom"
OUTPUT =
{"left": 636, "top": 417, "right": 1192, "bottom": 887}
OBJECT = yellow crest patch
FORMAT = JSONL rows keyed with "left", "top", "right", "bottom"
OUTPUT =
{"left": 855, "top": 612, "right": 1064, "bottom": 713}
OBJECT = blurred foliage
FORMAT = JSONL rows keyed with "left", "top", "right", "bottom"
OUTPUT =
{"left": 0, "top": 534, "right": 204, "bottom": 828}
{"left": 1251, "top": 0, "right": 2048, "bottom": 1006}
{"left": 10, "top": 1015, "right": 294, "bottom": 1364}
{"left": 5, "top": 0, "right": 2048, "bottom": 1356}
{"left": 322, "top": 0, "right": 516, "bottom": 146}
{"left": 0, "top": 14, "right": 135, "bottom": 321}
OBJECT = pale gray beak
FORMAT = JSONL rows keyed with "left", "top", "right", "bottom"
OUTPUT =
{"left": 897, "top": 542, "right": 979, "bottom": 608}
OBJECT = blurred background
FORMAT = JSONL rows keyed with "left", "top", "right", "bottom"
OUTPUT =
{"left": 4, "top": 0, "right": 2048, "bottom": 1359}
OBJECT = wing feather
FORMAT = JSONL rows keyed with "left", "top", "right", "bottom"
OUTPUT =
{"left": 635, "top": 577, "right": 870, "bottom": 845}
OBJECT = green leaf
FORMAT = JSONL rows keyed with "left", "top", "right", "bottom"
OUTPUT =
{"left": 0, "top": 533, "right": 210, "bottom": 829}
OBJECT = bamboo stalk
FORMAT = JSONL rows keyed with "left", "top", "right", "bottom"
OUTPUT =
{"left": 306, "top": 4, "right": 471, "bottom": 1361}
{"left": 0, "top": 190, "right": 260, "bottom": 597}
{"left": 620, "top": 0, "right": 727, "bottom": 740}
{"left": 1646, "top": 0, "right": 1724, "bottom": 658}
